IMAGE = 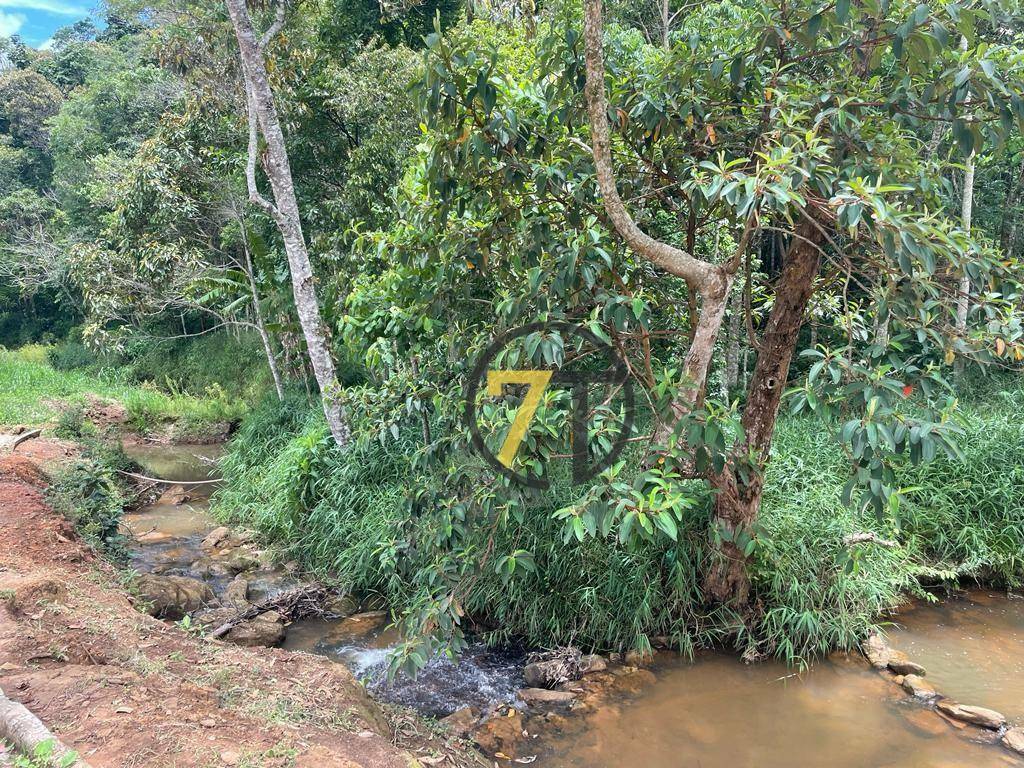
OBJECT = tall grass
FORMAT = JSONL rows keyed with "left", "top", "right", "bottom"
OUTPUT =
{"left": 0, "top": 346, "right": 247, "bottom": 430}
{"left": 213, "top": 381, "right": 1024, "bottom": 663}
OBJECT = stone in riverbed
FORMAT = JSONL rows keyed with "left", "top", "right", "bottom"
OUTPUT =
{"left": 580, "top": 654, "right": 607, "bottom": 674}
{"left": 202, "top": 526, "right": 232, "bottom": 550}
{"left": 524, "top": 658, "right": 571, "bottom": 688}
{"left": 324, "top": 594, "right": 358, "bottom": 618}
{"left": 471, "top": 710, "right": 523, "bottom": 757}
{"left": 439, "top": 706, "right": 479, "bottom": 737}
{"left": 862, "top": 632, "right": 892, "bottom": 669}
{"left": 901, "top": 674, "right": 937, "bottom": 699}
{"left": 518, "top": 688, "right": 577, "bottom": 706}
{"left": 935, "top": 700, "right": 1006, "bottom": 730}
{"left": 1002, "top": 727, "right": 1024, "bottom": 755}
{"left": 224, "top": 610, "right": 286, "bottom": 647}
{"left": 224, "top": 575, "right": 249, "bottom": 608}
{"left": 157, "top": 484, "right": 190, "bottom": 506}
{"left": 137, "top": 574, "right": 216, "bottom": 619}
{"left": 887, "top": 651, "right": 926, "bottom": 677}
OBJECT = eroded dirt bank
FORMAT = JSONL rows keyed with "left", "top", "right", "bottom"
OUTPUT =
{"left": 0, "top": 445, "right": 464, "bottom": 768}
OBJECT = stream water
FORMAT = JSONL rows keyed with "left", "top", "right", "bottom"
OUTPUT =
{"left": 122, "top": 444, "right": 1024, "bottom": 767}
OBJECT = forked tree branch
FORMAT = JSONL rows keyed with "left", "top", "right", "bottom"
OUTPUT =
{"left": 582, "top": 0, "right": 726, "bottom": 295}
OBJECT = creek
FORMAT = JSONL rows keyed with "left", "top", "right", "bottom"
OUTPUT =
{"left": 121, "top": 444, "right": 1023, "bottom": 767}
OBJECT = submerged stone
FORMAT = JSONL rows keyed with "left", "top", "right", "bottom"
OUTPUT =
{"left": 1002, "top": 727, "right": 1024, "bottom": 755}
{"left": 900, "top": 674, "right": 936, "bottom": 699}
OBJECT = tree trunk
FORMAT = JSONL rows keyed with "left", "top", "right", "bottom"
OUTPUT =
{"left": 954, "top": 150, "right": 974, "bottom": 379}
{"left": 704, "top": 220, "right": 823, "bottom": 605}
{"left": 660, "top": 0, "right": 670, "bottom": 49}
{"left": 721, "top": 288, "right": 742, "bottom": 399}
{"left": 226, "top": 0, "right": 349, "bottom": 447}
{"left": 240, "top": 233, "right": 285, "bottom": 400}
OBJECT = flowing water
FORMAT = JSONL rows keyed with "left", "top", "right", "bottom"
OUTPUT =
{"left": 888, "top": 590, "right": 1024, "bottom": 723}
{"left": 530, "top": 650, "right": 1021, "bottom": 768}
{"left": 120, "top": 443, "right": 221, "bottom": 576}
{"left": 124, "top": 443, "right": 525, "bottom": 717}
{"left": 122, "top": 445, "right": 1024, "bottom": 766}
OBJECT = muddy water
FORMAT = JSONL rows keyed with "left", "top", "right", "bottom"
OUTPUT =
{"left": 120, "top": 444, "right": 221, "bottom": 575}
{"left": 889, "top": 590, "right": 1024, "bottom": 723}
{"left": 122, "top": 446, "right": 1023, "bottom": 765}
{"left": 532, "top": 652, "right": 1020, "bottom": 768}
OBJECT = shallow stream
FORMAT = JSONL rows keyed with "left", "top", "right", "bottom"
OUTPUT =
{"left": 122, "top": 444, "right": 1023, "bottom": 767}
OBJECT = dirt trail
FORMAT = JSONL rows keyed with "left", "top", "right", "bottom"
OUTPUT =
{"left": 0, "top": 443, "right": 455, "bottom": 767}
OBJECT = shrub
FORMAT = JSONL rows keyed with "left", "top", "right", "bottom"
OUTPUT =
{"left": 213, "top": 382, "right": 1024, "bottom": 664}
{"left": 46, "top": 441, "right": 132, "bottom": 560}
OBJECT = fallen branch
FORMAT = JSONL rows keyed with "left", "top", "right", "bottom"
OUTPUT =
{"left": 11, "top": 429, "right": 41, "bottom": 451}
{"left": 0, "top": 687, "right": 91, "bottom": 767}
{"left": 115, "top": 469, "right": 221, "bottom": 486}
{"left": 844, "top": 532, "right": 899, "bottom": 548}
{"left": 210, "top": 583, "right": 331, "bottom": 639}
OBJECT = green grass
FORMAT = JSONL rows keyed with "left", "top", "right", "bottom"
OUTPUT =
{"left": 0, "top": 345, "right": 248, "bottom": 432}
{"left": 212, "top": 380, "right": 1024, "bottom": 664}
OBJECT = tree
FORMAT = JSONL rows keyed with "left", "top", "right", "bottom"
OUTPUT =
{"left": 0, "top": 70, "right": 62, "bottom": 150}
{"left": 225, "top": 0, "right": 351, "bottom": 447}
{"left": 578, "top": 0, "right": 1024, "bottom": 603}
{"left": 340, "top": 1, "right": 1024, "bottom": 662}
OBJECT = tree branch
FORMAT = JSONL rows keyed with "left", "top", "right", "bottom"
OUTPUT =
{"left": 581, "top": 0, "right": 722, "bottom": 293}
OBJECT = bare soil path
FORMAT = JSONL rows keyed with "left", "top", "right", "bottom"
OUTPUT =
{"left": 0, "top": 442, "right": 455, "bottom": 768}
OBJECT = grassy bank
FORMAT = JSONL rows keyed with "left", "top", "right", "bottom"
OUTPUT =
{"left": 212, "top": 382, "right": 1024, "bottom": 664}
{"left": 0, "top": 346, "right": 247, "bottom": 436}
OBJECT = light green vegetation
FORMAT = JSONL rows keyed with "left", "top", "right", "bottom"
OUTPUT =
{"left": 0, "top": 346, "right": 247, "bottom": 431}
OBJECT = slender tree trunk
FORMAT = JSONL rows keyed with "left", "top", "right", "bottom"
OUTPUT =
{"left": 704, "top": 220, "right": 823, "bottom": 605}
{"left": 954, "top": 151, "right": 974, "bottom": 379}
{"left": 722, "top": 288, "right": 742, "bottom": 399}
{"left": 226, "top": 0, "right": 349, "bottom": 447}
{"left": 240, "top": 234, "right": 285, "bottom": 400}
{"left": 661, "top": 0, "right": 670, "bottom": 49}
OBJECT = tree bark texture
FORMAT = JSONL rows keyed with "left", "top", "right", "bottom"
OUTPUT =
{"left": 704, "top": 220, "right": 823, "bottom": 605}
{"left": 226, "top": 0, "right": 350, "bottom": 447}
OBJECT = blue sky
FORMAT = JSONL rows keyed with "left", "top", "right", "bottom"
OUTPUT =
{"left": 0, "top": 1, "right": 92, "bottom": 49}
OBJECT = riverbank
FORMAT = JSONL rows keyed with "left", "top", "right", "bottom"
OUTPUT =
{"left": 0, "top": 346, "right": 246, "bottom": 443}
{"left": 0, "top": 440, "right": 473, "bottom": 767}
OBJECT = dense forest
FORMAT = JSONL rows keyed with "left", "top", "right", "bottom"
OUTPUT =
{"left": 2, "top": 0, "right": 1024, "bottom": 688}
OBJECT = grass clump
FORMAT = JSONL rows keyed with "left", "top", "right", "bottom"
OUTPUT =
{"left": 212, "top": 385, "right": 1024, "bottom": 664}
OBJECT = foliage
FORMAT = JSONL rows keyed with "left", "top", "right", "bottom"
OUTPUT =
{"left": 0, "top": 346, "right": 247, "bottom": 430}
{"left": 3, "top": 739, "right": 80, "bottom": 768}
{"left": 214, "top": 378, "right": 1024, "bottom": 662}
{"left": 47, "top": 439, "right": 134, "bottom": 560}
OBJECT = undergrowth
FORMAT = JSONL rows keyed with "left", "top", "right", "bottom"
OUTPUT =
{"left": 213, "top": 380, "right": 1024, "bottom": 665}
{"left": 0, "top": 346, "right": 247, "bottom": 432}
{"left": 46, "top": 438, "right": 136, "bottom": 561}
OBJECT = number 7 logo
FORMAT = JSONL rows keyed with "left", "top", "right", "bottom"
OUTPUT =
{"left": 486, "top": 369, "right": 553, "bottom": 468}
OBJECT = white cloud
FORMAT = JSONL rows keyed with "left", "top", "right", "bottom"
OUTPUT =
{"left": 0, "top": 10, "right": 25, "bottom": 37}
{"left": 0, "top": 1, "right": 89, "bottom": 16}
{"left": 37, "top": 35, "right": 54, "bottom": 49}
